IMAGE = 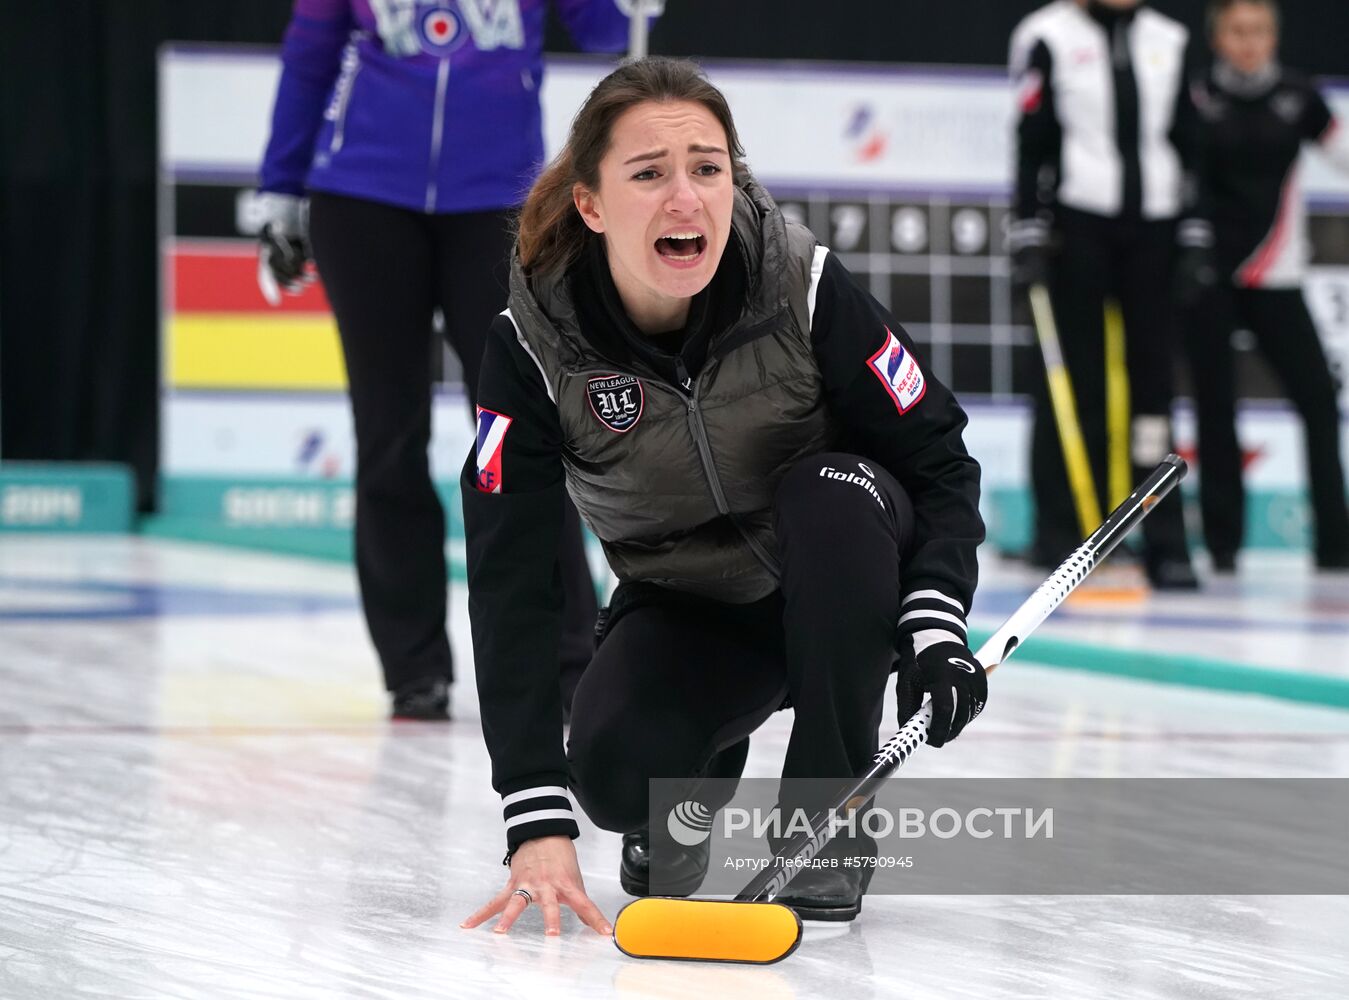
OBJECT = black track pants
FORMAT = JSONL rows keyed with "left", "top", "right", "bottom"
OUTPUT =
{"left": 309, "top": 192, "right": 597, "bottom": 692}
{"left": 1031, "top": 208, "right": 1191, "bottom": 563}
{"left": 567, "top": 452, "right": 915, "bottom": 834}
{"left": 1183, "top": 285, "right": 1349, "bottom": 562}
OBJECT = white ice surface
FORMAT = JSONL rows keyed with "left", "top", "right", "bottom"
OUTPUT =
{"left": 1, "top": 537, "right": 1346, "bottom": 999}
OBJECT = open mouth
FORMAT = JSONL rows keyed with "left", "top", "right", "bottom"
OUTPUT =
{"left": 654, "top": 231, "right": 707, "bottom": 262}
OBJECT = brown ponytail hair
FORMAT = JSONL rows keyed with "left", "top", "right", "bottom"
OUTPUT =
{"left": 516, "top": 57, "right": 747, "bottom": 276}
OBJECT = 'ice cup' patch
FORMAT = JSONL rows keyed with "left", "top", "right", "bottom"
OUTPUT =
{"left": 868, "top": 326, "right": 926, "bottom": 414}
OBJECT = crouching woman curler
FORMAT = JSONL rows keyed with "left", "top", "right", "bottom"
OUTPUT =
{"left": 459, "top": 57, "right": 985, "bottom": 938}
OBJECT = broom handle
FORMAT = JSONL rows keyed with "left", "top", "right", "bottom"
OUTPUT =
{"left": 627, "top": 0, "right": 664, "bottom": 60}
{"left": 1030, "top": 282, "right": 1104, "bottom": 538}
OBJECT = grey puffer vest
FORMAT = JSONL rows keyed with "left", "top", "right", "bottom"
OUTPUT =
{"left": 506, "top": 176, "right": 840, "bottom": 603}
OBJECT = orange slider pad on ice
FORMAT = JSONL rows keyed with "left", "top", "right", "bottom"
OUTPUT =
{"left": 612, "top": 898, "right": 803, "bottom": 964}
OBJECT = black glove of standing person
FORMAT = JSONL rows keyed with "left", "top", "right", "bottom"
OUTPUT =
{"left": 1007, "top": 216, "right": 1052, "bottom": 294}
{"left": 1174, "top": 245, "right": 1218, "bottom": 308}
{"left": 253, "top": 192, "right": 312, "bottom": 305}
{"left": 1174, "top": 218, "right": 1218, "bottom": 308}
{"left": 896, "top": 640, "right": 988, "bottom": 748}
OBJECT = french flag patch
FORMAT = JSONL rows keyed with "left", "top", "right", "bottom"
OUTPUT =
{"left": 867, "top": 326, "right": 926, "bottom": 414}
{"left": 474, "top": 406, "right": 512, "bottom": 494}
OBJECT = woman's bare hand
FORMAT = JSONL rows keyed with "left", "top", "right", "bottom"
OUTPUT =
{"left": 460, "top": 835, "right": 612, "bottom": 937}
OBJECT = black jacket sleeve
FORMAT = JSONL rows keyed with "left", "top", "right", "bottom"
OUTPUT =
{"left": 1171, "top": 35, "right": 1214, "bottom": 248}
{"left": 1304, "top": 81, "right": 1349, "bottom": 173}
{"left": 461, "top": 315, "right": 579, "bottom": 850}
{"left": 809, "top": 251, "right": 984, "bottom": 650}
{"left": 1012, "top": 37, "right": 1061, "bottom": 225}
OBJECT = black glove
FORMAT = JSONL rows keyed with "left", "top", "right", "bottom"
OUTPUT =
{"left": 1174, "top": 217, "right": 1218, "bottom": 308}
{"left": 253, "top": 192, "right": 312, "bottom": 305}
{"left": 1007, "top": 217, "right": 1052, "bottom": 295}
{"left": 1174, "top": 244, "right": 1218, "bottom": 308}
{"left": 896, "top": 640, "right": 988, "bottom": 748}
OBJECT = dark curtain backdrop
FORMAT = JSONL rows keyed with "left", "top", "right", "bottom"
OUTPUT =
{"left": 2, "top": 1, "right": 1344, "bottom": 512}
{"left": 0, "top": 2, "right": 292, "bottom": 512}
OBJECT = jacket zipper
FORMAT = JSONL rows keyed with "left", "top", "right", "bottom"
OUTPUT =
{"left": 682, "top": 376, "right": 781, "bottom": 579}
{"left": 690, "top": 315, "right": 793, "bottom": 577}
{"left": 328, "top": 47, "right": 362, "bottom": 154}
{"left": 425, "top": 58, "right": 450, "bottom": 212}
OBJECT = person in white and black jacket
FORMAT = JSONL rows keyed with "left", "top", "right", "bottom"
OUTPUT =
{"left": 1184, "top": 0, "right": 1349, "bottom": 571}
{"left": 1009, "top": 0, "right": 1202, "bottom": 588}
{"left": 458, "top": 59, "right": 984, "bottom": 938}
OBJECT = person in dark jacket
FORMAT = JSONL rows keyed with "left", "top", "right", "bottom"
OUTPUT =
{"left": 1184, "top": 0, "right": 1349, "bottom": 571}
{"left": 253, "top": 1, "right": 653, "bottom": 719}
{"left": 458, "top": 58, "right": 985, "bottom": 937}
{"left": 1009, "top": 0, "right": 1202, "bottom": 588}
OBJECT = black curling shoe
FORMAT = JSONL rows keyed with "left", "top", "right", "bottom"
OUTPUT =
{"left": 390, "top": 678, "right": 451, "bottom": 721}
{"left": 776, "top": 862, "right": 876, "bottom": 922}
{"left": 619, "top": 828, "right": 711, "bottom": 897}
{"left": 1145, "top": 556, "right": 1200, "bottom": 591}
{"left": 1317, "top": 549, "right": 1349, "bottom": 572}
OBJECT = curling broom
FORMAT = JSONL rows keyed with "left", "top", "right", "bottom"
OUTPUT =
{"left": 612, "top": 454, "right": 1189, "bottom": 964}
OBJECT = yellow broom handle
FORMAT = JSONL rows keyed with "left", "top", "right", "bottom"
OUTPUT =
{"left": 1104, "top": 300, "right": 1131, "bottom": 507}
{"left": 1029, "top": 283, "right": 1103, "bottom": 536}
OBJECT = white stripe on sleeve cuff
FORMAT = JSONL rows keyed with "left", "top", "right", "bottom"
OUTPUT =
{"left": 501, "top": 785, "right": 570, "bottom": 808}
{"left": 504, "top": 808, "right": 576, "bottom": 830}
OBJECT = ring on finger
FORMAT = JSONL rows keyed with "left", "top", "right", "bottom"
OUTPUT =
{"left": 512, "top": 888, "right": 533, "bottom": 905}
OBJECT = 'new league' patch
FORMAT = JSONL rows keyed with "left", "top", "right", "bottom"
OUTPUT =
{"left": 867, "top": 326, "right": 926, "bottom": 414}
{"left": 587, "top": 374, "right": 644, "bottom": 433}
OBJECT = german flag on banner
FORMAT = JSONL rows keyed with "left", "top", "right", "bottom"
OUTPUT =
{"left": 165, "top": 239, "right": 347, "bottom": 391}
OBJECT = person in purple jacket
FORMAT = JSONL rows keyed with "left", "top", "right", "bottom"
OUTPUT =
{"left": 255, "top": 0, "right": 654, "bottom": 720}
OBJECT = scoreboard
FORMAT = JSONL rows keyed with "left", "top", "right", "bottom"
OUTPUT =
{"left": 775, "top": 188, "right": 1349, "bottom": 405}
{"left": 776, "top": 190, "right": 1026, "bottom": 400}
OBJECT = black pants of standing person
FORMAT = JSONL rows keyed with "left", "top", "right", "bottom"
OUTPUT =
{"left": 1183, "top": 285, "right": 1349, "bottom": 567}
{"left": 308, "top": 192, "right": 598, "bottom": 697}
{"left": 1031, "top": 207, "right": 1191, "bottom": 570}
{"left": 567, "top": 452, "right": 913, "bottom": 838}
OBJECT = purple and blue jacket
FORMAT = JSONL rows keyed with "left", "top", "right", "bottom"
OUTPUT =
{"left": 259, "top": 0, "right": 643, "bottom": 214}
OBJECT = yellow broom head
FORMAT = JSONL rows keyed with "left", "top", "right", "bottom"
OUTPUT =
{"left": 612, "top": 897, "right": 803, "bottom": 964}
